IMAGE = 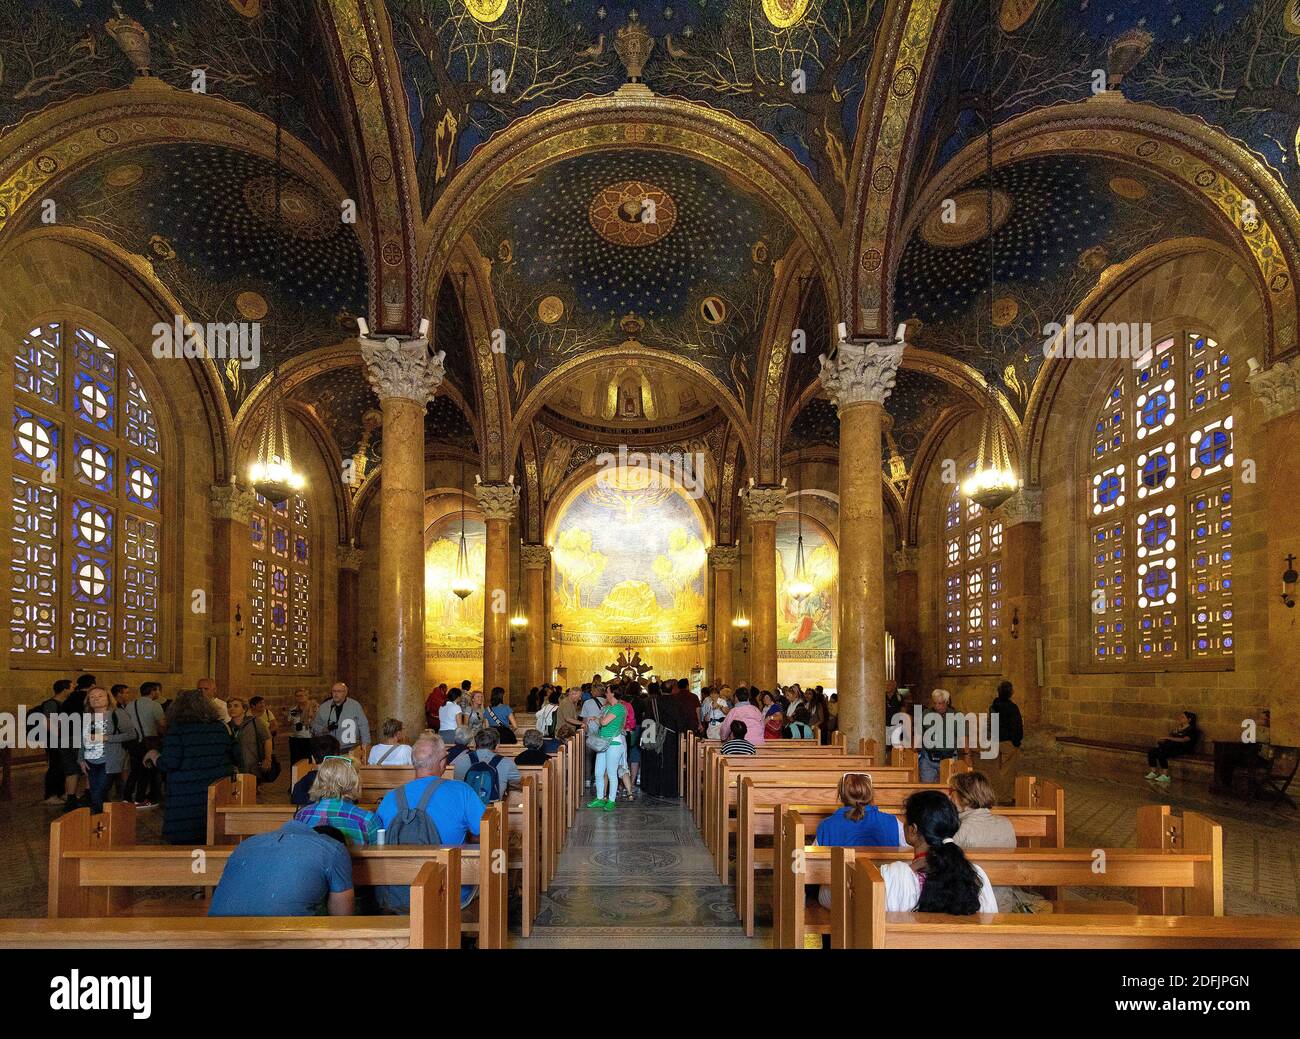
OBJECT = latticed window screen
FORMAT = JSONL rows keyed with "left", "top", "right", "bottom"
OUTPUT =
{"left": 1087, "top": 332, "right": 1234, "bottom": 665}
{"left": 10, "top": 323, "right": 163, "bottom": 662}
{"left": 943, "top": 465, "right": 1003, "bottom": 672}
{"left": 249, "top": 492, "right": 311, "bottom": 671}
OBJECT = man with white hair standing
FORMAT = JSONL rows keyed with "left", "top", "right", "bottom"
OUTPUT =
{"left": 311, "top": 682, "right": 371, "bottom": 753}
{"left": 197, "top": 676, "right": 229, "bottom": 725}
{"left": 918, "top": 688, "right": 958, "bottom": 784}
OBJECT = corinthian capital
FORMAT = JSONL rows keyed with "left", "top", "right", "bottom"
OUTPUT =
{"left": 818, "top": 329, "right": 905, "bottom": 412}
{"left": 995, "top": 486, "right": 1042, "bottom": 527}
{"left": 338, "top": 545, "right": 366, "bottom": 572}
{"left": 475, "top": 479, "right": 519, "bottom": 521}
{"left": 740, "top": 482, "right": 786, "bottom": 523}
{"left": 1248, "top": 355, "right": 1300, "bottom": 422}
{"left": 520, "top": 543, "right": 550, "bottom": 569}
{"left": 709, "top": 544, "right": 741, "bottom": 570}
{"left": 360, "top": 334, "right": 445, "bottom": 405}
{"left": 208, "top": 482, "right": 256, "bottom": 523}
{"left": 892, "top": 545, "right": 920, "bottom": 574}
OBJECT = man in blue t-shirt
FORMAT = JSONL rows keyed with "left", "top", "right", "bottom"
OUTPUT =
{"left": 209, "top": 820, "right": 354, "bottom": 917}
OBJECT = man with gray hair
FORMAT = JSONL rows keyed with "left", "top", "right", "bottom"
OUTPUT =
{"left": 919, "top": 688, "right": 958, "bottom": 783}
{"left": 311, "top": 682, "right": 371, "bottom": 752}
{"left": 447, "top": 723, "right": 474, "bottom": 763}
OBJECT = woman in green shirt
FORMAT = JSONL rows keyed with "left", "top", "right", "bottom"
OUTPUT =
{"left": 587, "top": 686, "right": 627, "bottom": 812}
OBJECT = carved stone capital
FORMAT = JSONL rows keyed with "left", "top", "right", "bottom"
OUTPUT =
{"left": 360, "top": 334, "right": 445, "bottom": 405}
{"left": 892, "top": 545, "right": 920, "bottom": 574}
{"left": 475, "top": 480, "right": 519, "bottom": 521}
{"left": 740, "top": 483, "right": 786, "bottom": 523}
{"left": 520, "top": 543, "right": 550, "bottom": 569}
{"left": 338, "top": 545, "right": 366, "bottom": 572}
{"left": 995, "top": 486, "right": 1042, "bottom": 527}
{"left": 818, "top": 333, "right": 905, "bottom": 412}
{"left": 1248, "top": 356, "right": 1300, "bottom": 422}
{"left": 709, "top": 544, "right": 741, "bottom": 570}
{"left": 208, "top": 482, "right": 256, "bottom": 524}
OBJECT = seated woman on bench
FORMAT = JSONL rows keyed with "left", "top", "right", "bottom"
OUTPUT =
{"left": 294, "top": 756, "right": 382, "bottom": 846}
{"left": 815, "top": 772, "right": 907, "bottom": 908}
{"left": 1145, "top": 710, "right": 1200, "bottom": 784}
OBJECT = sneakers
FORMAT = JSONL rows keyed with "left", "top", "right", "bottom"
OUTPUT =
{"left": 42, "top": 795, "right": 65, "bottom": 807}
{"left": 586, "top": 798, "right": 609, "bottom": 809}
{"left": 134, "top": 800, "right": 157, "bottom": 809}
{"left": 1144, "top": 770, "right": 1158, "bottom": 779}
{"left": 602, "top": 800, "right": 616, "bottom": 812}
{"left": 1155, "top": 774, "right": 1172, "bottom": 783}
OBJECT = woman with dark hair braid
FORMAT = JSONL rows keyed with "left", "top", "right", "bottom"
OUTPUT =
{"left": 880, "top": 790, "right": 998, "bottom": 914}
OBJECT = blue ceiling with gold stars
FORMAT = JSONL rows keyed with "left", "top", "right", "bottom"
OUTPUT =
{"left": 388, "top": 0, "right": 882, "bottom": 215}
{"left": 913, "top": 0, "right": 1298, "bottom": 204}
{"left": 469, "top": 148, "right": 794, "bottom": 409}
{"left": 17, "top": 143, "right": 368, "bottom": 410}
{"left": 894, "top": 152, "right": 1227, "bottom": 416}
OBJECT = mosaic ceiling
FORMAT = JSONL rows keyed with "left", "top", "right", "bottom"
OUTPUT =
{"left": 914, "top": 0, "right": 1299, "bottom": 203}
{"left": 0, "top": 0, "right": 354, "bottom": 188}
{"left": 893, "top": 152, "right": 1229, "bottom": 417}
{"left": 467, "top": 148, "right": 795, "bottom": 409}
{"left": 16, "top": 143, "right": 368, "bottom": 410}
{"left": 388, "top": 0, "right": 883, "bottom": 215}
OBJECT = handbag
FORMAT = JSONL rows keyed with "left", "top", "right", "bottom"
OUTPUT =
{"left": 488, "top": 705, "right": 517, "bottom": 744}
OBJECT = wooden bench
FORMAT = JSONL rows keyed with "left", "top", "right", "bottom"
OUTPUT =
{"left": 48, "top": 802, "right": 508, "bottom": 949}
{"left": 830, "top": 855, "right": 1300, "bottom": 949}
{"left": 1055, "top": 734, "right": 1214, "bottom": 782}
{"left": 776, "top": 804, "right": 1224, "bottom": 949}
{"left": 208, "top": 773, "right": 543, "bottom": 937}
{"left": 736, "top": 775, "right": 1065, "bottom": 936}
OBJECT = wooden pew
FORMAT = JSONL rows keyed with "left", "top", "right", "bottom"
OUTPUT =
{"left": 49, "top": 802, "right": 508, "bottom": 949}
{"left": 776, "top": 806, "right": 1224, "bottom": 949}
{"left": 208, "top": 774, "right": 543, "bottom": 938}
{"left": 737, "top": 775, "right": 1065, "bottom": 937}
{"left": 831, "top": 855, "right": 1300, "bottom": 949}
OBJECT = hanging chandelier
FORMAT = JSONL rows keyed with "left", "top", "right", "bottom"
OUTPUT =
{"left": 961, "top": 47, "right": 1017, "bottom": 514}
{"left": 787, "top": 457, "right": 814, "bottom": 602}
{"left": 509, "top": 537, "right": 528, "bottom": 629}
{"left": 248, "top": 6, "right": 304, "bottom": 504}
{"left": 451, "top": 459, "right": 475, "bottom": 600}
{"left": 732, "top": 536, "right": 751, "bottom": 629}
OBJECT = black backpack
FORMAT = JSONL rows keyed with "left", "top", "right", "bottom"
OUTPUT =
{"left": 376, "top": 781, "right": 443, "bottom": 913}
{"left": 463, "top": 752, "right": 503, "bottom": 804}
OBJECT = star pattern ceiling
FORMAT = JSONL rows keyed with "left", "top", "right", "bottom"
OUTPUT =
{"left": 17, "top": 143, "right": 368, "bottom": 409}
{"left": 469, "top": 148, "right": 794, "bottom": 408}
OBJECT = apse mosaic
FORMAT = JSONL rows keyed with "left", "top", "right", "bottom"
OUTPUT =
{"left": 389, "top": 0, "right": 882, "bottom": 213}
{"left": 915, "top": 0, "right": 1299, "bottom": 200}
{"left": 0, "top": 0, "right": 351, "bottom": 180}
{"left": 425, "top": 510, "right": 486, "bottom": 649}
{"left": 470, "top": 149, "right": 793, "bottom": 406}
{"left": 894, "top": 153, "right": 1225, "bottom": 415}
{"left": 775, "top": 512, "right": 836, "bottom": 657}
{"left": 18, "top": 143, "right": 368, "bottom": 409}
{"left": 550, "top": 467, "right": 707, "bottom": 644}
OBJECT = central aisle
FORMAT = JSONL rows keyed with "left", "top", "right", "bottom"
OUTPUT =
{"left": 510, "top": 794, "right": 765, "bottom": 949}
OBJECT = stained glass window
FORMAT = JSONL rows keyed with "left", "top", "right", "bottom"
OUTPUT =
{"left": 943, "top": 463, "right": 1002, "bottom": 672}
{"left": 1086, "top": 332, "right": 1233, "bottom": 665}
{"left": 10, "top": 322, "right": 163, "bottom": 662}
{"left": 249, "top": 492, "right": 311, "bottom": 671}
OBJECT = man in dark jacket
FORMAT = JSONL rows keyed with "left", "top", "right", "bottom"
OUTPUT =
{"left": 988, "top": 681, "right": 1024, "bottom": 804}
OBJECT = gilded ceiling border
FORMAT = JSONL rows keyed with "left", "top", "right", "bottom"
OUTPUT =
{"left": 753, "top": 241, "right": 817, "bottom": 484}
{"left": 846, "top": 0, "right": 951, "bottom": 338}
{"left": 903, "top": 96, "right": 1300, "bottom": 365}
{"left": 420, "top": 94, "right": 845, "bottom": 330}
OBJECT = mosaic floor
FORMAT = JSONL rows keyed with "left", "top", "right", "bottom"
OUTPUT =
{"left": 2, "top": 739, "right": 1297, "bottom": 945}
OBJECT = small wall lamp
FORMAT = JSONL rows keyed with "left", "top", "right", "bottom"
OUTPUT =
{"left": 1283, "top": 555, "right": 1298, "bottom": 609}
{"left": 1010, "top": 606, "right": 1020, "bottom": 640}
{"left": 234, "top": 603, "right": 244, "bottom": 638}
{"left": 370, "top": 630, "right": 378, "bottom": 653}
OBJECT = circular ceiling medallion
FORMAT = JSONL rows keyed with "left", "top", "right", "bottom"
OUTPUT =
{"left": 537, "top": 295, "right": 565, "bottom": 324}
{"left": 349, "top": 54, "right": 375, "bottom": 85}
{"left": 991, "top": 296, "right": 1019, "bottom": 327}
{"left": 763, "top": 0, "right": 810, "bottom": 28}
{"left": 752, "top": 240, "right": 769, "bottom": 263}
{"left": 95, "top": 127, "right": 120, "bottom": 145}
{"left": 104, "top": 163, "right": 144, "bottom": 187}
{"left": 920, "top": 188, "right": 1012, "bottom": 248}
{"left": 236, "top": 291, "right": 268, "bottom": 320}
{"left": 1109, "top": 175, "right": 1148, "bottom": 200}
{"left": 1079, "top": 244, "right": 1110, "bottom": 272}
{"left": 463, "top": 0, "right": 509, "bottom": 24}
{"left": 999, "top": 0, "right": 1039, "bottom": 33}
{"left": 588, "top": 180, "right": 677, "bottom": 247}
{"left": 699, "top": 296, "right": 727, "bottom": 325}
{"left": 243, "top": 175, "right": 336, "bottom": 240}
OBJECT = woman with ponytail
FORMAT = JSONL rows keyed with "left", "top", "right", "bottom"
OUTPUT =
{"left": 815, "top": 772, "right": 908, "bottom": 909}
{"left": 880, "top": 790, "right": 998, "bottom": 914}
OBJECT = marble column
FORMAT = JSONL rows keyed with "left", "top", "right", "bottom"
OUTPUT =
{"left": 892, "top": 545, "right": 920, "bottom": 691}
{"left": 709, "top": 544, "right": 740, "bottom": 687}
{"left": 994, "top": 488, "right": 1042, "bottom": 724}
{"left": 820, "top": 336, "right": 904, "bottom": 746}
{"left": 477, "top": 480, "right": 520, "bottom": 703}
{"left": 1250, "top": 357, "right": 1300, "bottom": 744}
{"left": 741, "top": 484, "right": 785, "bottom": 692}
{"left": 209, "top": 482, "right": 255, "bottom": 700}
{"left": 520, "top": 543, "right": 550, "bottom": 688}
{"left": 336, "top": 544, "right": 364, "bottom": 695}
{"left": 361, "top": 333, "right": 445, "bottom": 733}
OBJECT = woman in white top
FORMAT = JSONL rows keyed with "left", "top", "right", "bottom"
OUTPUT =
{"left": 877, "top": 789, "right": 999, "bottom": 914}
{"left": 437, "top": 690, "right": 464, "bottom": 742}
{"left": 368, "top": 718, "right": 414, "bottom": 766}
